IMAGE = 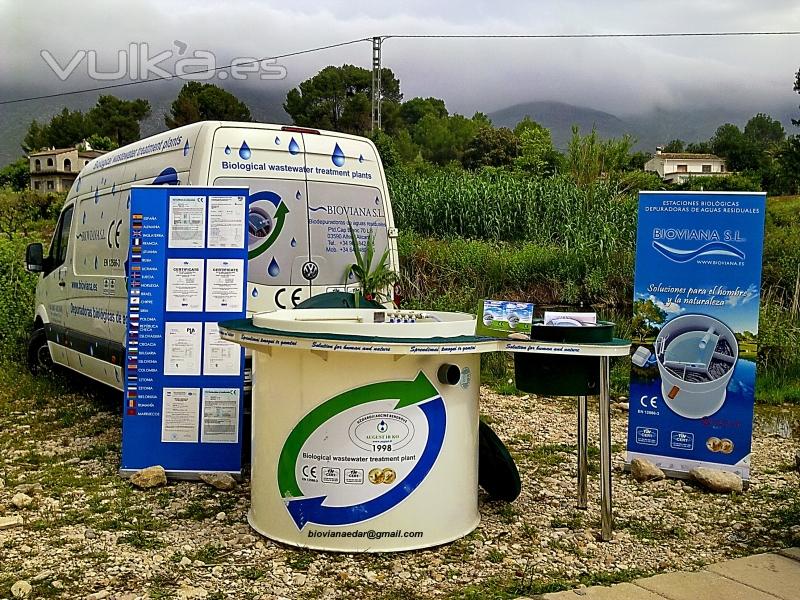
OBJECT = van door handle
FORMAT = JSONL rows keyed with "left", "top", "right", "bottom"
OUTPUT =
{"left": 58, "top": 281, "right": 66, "bottom": 287}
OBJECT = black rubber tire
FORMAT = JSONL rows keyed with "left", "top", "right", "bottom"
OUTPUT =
{"left": 27, "top": 328, "right": 53, "bottom": 374}
{"left": 478, "top": 420, "right": 522, "bottom": 502}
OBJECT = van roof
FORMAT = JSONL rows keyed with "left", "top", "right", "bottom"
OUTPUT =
{"left": 81, "top": 121, "right": 377, "bottom": 175}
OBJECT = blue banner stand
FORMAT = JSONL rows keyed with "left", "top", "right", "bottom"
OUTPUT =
{"left": 626, "top": 191, "right": 765, "bottom": 480}
{"left": 121, "top": 186, "right": 249, "bottom": 478}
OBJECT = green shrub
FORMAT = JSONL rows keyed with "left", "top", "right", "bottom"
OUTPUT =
{"left": 0, "top": 187, "right": 63, "bottom": 239}
{"left": 0, "top": 237, "right": 39, "bottom": 361}
{"left": 762, "top": 197, "right": 800, "bottom": 306}
{"left": 674, "top": 172, "right": 762, "bottom": 192}
{"left": 398, "top": 232, "right": 633, "bottom": 309}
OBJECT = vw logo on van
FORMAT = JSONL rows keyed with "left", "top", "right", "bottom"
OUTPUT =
{"left": 302, "top": 261, "right": 319, "bottom": 281}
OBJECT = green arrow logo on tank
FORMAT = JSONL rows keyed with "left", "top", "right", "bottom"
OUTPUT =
{"left": 277, "top": 371, "right": 438, "bottom": 498}
{"left": 249, "top": 201, "right": 289, "bottom": 260}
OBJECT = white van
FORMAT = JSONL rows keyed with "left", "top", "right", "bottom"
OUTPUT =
{"left": 25, "top": 121, "right": 399, "bottom": 390}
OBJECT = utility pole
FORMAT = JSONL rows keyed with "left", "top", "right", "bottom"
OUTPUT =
{"left": 371, "top": 36, "right": 383, "bottom": 133}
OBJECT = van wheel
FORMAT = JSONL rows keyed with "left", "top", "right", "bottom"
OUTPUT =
{"left": 27, "top": 328, "right": 53, "bottom": 374}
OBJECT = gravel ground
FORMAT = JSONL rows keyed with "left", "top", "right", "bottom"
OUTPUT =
{"left": 1, "top": 367, "right": 798, "bottom": 600}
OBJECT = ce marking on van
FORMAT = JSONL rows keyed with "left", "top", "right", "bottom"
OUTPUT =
{"left": 107, "top": 219, "right": 123, "bottom": 249}
{"left": 274, "top": 287, "right": 303, "bottom": 309}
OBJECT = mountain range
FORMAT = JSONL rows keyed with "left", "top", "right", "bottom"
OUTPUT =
{"left": 487, "top": 100, "right": 798, "bottom": 152}
{"left": 1, "top": 83, "right": 796, "bottom": 167}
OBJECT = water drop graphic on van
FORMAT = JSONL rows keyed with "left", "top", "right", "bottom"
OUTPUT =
{"left": 111, "top": 183, "right": 116, "bottom": 195}
{"left": 94, "top": 189, "right": 99, "bottom": 204}
{"left": 239, "top": 141, "right": 252, "bottom": 160}
{"left": 290, "top": 237, "right": 297, "bottom": 247}
{"left": 288, "top": 138, "right": 300, "bottom": 155}
{"left": 332, "top": 143, "right": 345, "bottom": 167}
{"left": 274, "top": 136, "right": 281, "bottom": 145}
{"left": 224, "top": 145, "right": 231, "bottom": 155}
{"left": 375, "top": 196, "right": 380, "bottom": 205}
{"left": 100, "top": 211, "right": 103, "bottom": 219}
{"left": 94, "top": 257, "right": 98, "bottom": 269}
{"left": 268, "top": 257, "right": 280, "bottom": 277}
{"left": 359, "top": 154, "right": 364, "bottom": 163}
{"left": 251, "top": 288, "right": 259, "bottom": 298}
{"left": 295, "top": 190, "right": 302, "bottom": 200}
{"left": 82, "top": 212, "right": 86, "bottom": 224}
{"left": 183, "top": 140, "right": 190, "bottom": 156}
{"left": 126, "top": 194, "right": 130, "bottom": 209}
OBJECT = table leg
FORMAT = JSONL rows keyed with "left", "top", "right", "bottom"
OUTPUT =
{"left": 577, "top": 395, "right": 588, "bottom": 509}
{"left": 599, "top": 356, "right": 613, "bottom": 541}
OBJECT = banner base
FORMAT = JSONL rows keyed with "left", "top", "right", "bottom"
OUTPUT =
{"left": 119, "top": 468, "right": 243, "bottom": 482}
{"left": 625, "top": 451, "right": 750, "bottom": 482}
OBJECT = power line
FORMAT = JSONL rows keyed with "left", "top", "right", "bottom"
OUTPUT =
{"left": 384, "top": 31, "right": 800, "bottom": 39}
{"left": 2, "top": 30, "right": 798, "bottom": 106}
{"left": 0, "top": 37, "right": 371, "bottom": 105}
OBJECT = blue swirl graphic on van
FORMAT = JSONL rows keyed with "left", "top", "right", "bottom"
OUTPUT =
{"left": 248, "top": 191, "right": 289, "bottom": 260}
{"left": 652, "top": 241, "right": 745, "bottom": 263}
{"left": 152, "top": 167, "right": 179, "bottom": 185}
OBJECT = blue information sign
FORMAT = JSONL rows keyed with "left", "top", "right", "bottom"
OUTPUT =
{"left": 626, "top": 191, "right": 766, "bottom": 479}
{"left": 121, "top": 186, "right": 249, "bottom": 476}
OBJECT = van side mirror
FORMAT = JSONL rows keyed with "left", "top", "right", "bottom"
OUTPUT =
{"left": 26, "top": 243, "right": 44, "bottom": 272}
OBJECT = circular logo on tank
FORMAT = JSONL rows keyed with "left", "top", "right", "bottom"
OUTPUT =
{"left": 349, "top": 412, "right": 415, "bottom": 451}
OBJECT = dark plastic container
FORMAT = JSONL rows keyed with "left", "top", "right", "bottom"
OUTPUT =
{"left": 513, "top": 321, "right": 614, "bottom": 396}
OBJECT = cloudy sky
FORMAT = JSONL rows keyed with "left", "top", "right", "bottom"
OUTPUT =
{"left": 1, "top": 0, "right": 799, "bottom": 116}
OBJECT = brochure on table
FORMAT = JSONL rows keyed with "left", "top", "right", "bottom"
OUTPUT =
{"left": 121, "top": 186, "right": 249, "bottom": 476}
{"left": 626, "top": 191, "right": 765, "bottom": 479}
{"left": 476, "top": 300, "right": 534, "bottom": 338}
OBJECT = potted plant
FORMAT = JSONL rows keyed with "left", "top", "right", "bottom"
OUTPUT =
{"left": 344, "top": 220, "right": 396, "bottom": 307}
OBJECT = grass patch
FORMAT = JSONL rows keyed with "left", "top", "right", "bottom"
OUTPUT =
{"left": 449, "top": 567, "right": 651, "bottom": 599}
{"left": 617, "top": 517, "right": 688, "bottom": 541}
{"left": 147, "top": 571, "right": 179, "bottom": 599}
{"left": 240, "top": 566, "right": 266, "bottom": 580}
{"left": 178, "top": 500, "right": 219, "bottom": 521}
{"left": 117, "top": 530, "right": 163, "bottom": 550}
{"left": 487, "top": 549, "right": 505, "bottom": 563}
{"left": 495, "top": 503, "right": 519, "bottom": 525}
{"left": 515, "top": 443, "right": 573, "bottom": 466}
{"left": 287, "top": 549, "right": 316, "bottom": 571}
{"left": 550, "top": 510, "right": 584, "bottom": 530}
{"left": 187, "top": 543, "right": 226, "bottom": 564}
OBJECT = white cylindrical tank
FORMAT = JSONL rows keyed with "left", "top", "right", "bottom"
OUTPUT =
{"left": 245, "top": 309, "right": 484, "bottom": 551}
